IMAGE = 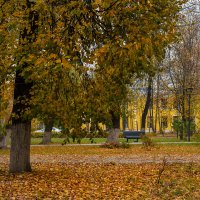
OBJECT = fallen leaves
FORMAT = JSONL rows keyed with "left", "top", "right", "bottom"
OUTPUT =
{"left": 0, "top": 162, "right": 200, "bottom": 199}
{"left": 0, "top": 145, "right": 200, "bottom": 199}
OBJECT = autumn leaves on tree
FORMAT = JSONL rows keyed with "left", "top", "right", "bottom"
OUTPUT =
{"left": 0, "top": 0, "right": 186, "bottom": 172}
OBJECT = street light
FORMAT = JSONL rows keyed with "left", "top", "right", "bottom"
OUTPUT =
{"left": 185, "top": 87, "right": 193, "bottom": 142}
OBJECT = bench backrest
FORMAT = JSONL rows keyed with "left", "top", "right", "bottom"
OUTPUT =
{"left": 123, "top": 131, "right": 145, "bottom": 137}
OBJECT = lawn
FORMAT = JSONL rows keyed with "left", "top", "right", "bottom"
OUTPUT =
{"left": 29, "top": 135, "right": 199, "bottom": 145}
{"left": 0, "top": 145, "right": 200, "bottom": 199}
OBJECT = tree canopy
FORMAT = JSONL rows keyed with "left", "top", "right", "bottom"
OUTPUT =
{"left": 0, "top": 0, "right": 187, "bottom": 172}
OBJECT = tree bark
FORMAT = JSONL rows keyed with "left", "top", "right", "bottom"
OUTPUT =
{"left": 9, "top": 122, "right": 31, "bottom": 173}
{"left": 42, "top": 119, "right": 54, "bottom": 144}
{"left": 9, "top": 69, "right": 33, "bottom": 173}
{"left": 9, "top": 1, "right": 38, "bottom": 173}
{"left": 141, "top": 77, "right": 152, "bottom": 131}
{"left": 106, "top": 111, "right": 120, "bottom": 144}
{"left": 180, "top": 89, "right": 186, "bottom": 140}
{"left": 155, "top": 74, "right": 160, "bottom": 133}
{"left": 151, "top": 80, "right": 155, "bottom": 133}
{"left": 106, "top": 128, "right": 120, "bottom": 144}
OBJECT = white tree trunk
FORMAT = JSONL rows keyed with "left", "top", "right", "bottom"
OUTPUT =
{"left": 106, "top": 128, "right": 120, "bottom": 144}
{"left": 42, "top": 131, "right": 52, "bottom": 144}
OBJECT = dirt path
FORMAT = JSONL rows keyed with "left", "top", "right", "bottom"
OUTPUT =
{"left": 1, "top": 154, "right": 200, "bottom": 165}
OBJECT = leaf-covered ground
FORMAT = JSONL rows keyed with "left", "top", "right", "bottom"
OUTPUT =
{"left": 0, "top": 145, "right": 200, "bottom": 199}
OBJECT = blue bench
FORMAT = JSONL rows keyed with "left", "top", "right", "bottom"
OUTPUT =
{"left": 123, "top": 130, "right": 145, "bottom": 142}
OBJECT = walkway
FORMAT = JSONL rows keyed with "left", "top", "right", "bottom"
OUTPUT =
{"left": 1, "top": 153, "right": 200, "bottom": 165}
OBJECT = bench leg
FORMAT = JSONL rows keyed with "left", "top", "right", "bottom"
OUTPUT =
{"left": 127, "top": 138, "right": 128, "bottom": 143}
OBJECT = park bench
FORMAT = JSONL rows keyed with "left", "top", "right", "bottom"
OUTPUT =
{"left": 123, "top": 130, "right": 145, "bottom": 142}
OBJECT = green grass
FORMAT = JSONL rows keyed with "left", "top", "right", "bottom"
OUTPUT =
{"left": 5, "top": 134, "right": 200, "bottom": 146}
{"left": 30, "top": 137, "right": 107, "bottom": 145}
{"left": 30, "top": 136, "right": 200, "bottom": 145}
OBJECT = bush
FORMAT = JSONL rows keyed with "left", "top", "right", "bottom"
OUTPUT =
{"left": 172, "top": 119, "right": 196, "bottom": 138}
{"left": 118, "top": 132, "right": 124, "bottom": 138}
{"left": 87, "top": 130, "right": 109, "bottom": 138}
{"left": 31, "top": 131, "right": 43, "bottom": 138}
{"left": 51, "top": 131, "right": 66, "bottom": 138}
{"left": 101, "top": 142, "right": 130, "bottom": 149}
{"left": 146, "top": 132, "right": 157, "bottom": 137}
{"left": 31, "top": 131, "right": 65, "bottom": 138}
{"left": 192, "top": 133, "right": 200, "bottom": 142}
{"left": 141, "top": 135, "right": 154, "bottom": 149}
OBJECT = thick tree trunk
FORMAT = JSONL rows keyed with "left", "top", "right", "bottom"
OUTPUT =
{"left": 9, "top": 1, "right": 38, "bottom": 173}
{"left": 9, "top": 123, "right": 31, "bottom": 173}
{"left": 5, "top": 127, "right": 11, "bottom": 147}
{"left": 9, "top": 70, "right": 33, "bottom": 173}
{"left": 42, "top": 132, "right": 52, "bottom": 144}
{"left": 42, "top": 119, "right": 54, "bottom": 144}
{"left": 180, "top": 116, "right": 186, "bottom": 140}
{"left": 106, "top": 111, "right": 120, "bottom": 144}
{"left": 106, "top": 128, "right": 120, "bottom": 144}
{"left": 0, "top": 135, "right": 6, "bottom": 149}
{"left": 141, "top": 77, "right": 152, "bottom": 131}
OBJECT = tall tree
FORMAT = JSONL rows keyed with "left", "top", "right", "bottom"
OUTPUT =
{"left": 10, "top": 0, "right": 39, "bottom": 172}
{"left": 141, "top": 76, "right": 153, "bottom": 131}
{"left": 161, "top": 3, "right": 200, "bottom": 139}
{"left": 0, "top": 0, "right": 187, "bottom": 172}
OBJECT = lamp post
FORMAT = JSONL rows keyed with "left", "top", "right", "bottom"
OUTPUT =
{"left": 185, "top": 87, "right": 193, "bottom": 142}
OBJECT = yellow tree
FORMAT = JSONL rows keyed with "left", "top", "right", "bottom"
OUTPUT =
{"left": 0, "top": 0, "right": 186, "bottom": 172}
{"left": 91, "top": 0, "right": 186, "bottom": 142}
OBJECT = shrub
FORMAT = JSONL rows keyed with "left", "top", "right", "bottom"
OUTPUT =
{"left": 172, "top": 119, "right": 196, "bottom": 138}
{"left": 141, "top": 135, "right": 154, "bottom": 149}
{"left": 101, "top": 142, "right": 130, "bottom": 149}
{"left": 31, "top": 131, "right": 43, "bottom": 138}
{"left": 31, "top": 131, "right": 65, "bottom": 138}
{"left": 87, "top": 130, "right": 109, "bottom": 138}
{"left": 118, "top": 132, "right": 124, "bottom": 138}
{"left": 192, "top": 132, "right": 200, "bottom": 142}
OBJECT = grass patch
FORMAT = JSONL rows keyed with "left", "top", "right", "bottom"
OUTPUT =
{"left": 30, "top": 136, "right": 200, "bottom": 145}
{"left": 4, "top": 134, "right": 199, "bottom": 145}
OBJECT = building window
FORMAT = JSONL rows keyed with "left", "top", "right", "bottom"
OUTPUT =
{"left": 161, "top": 116, "right": 168, "bottom": 128}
